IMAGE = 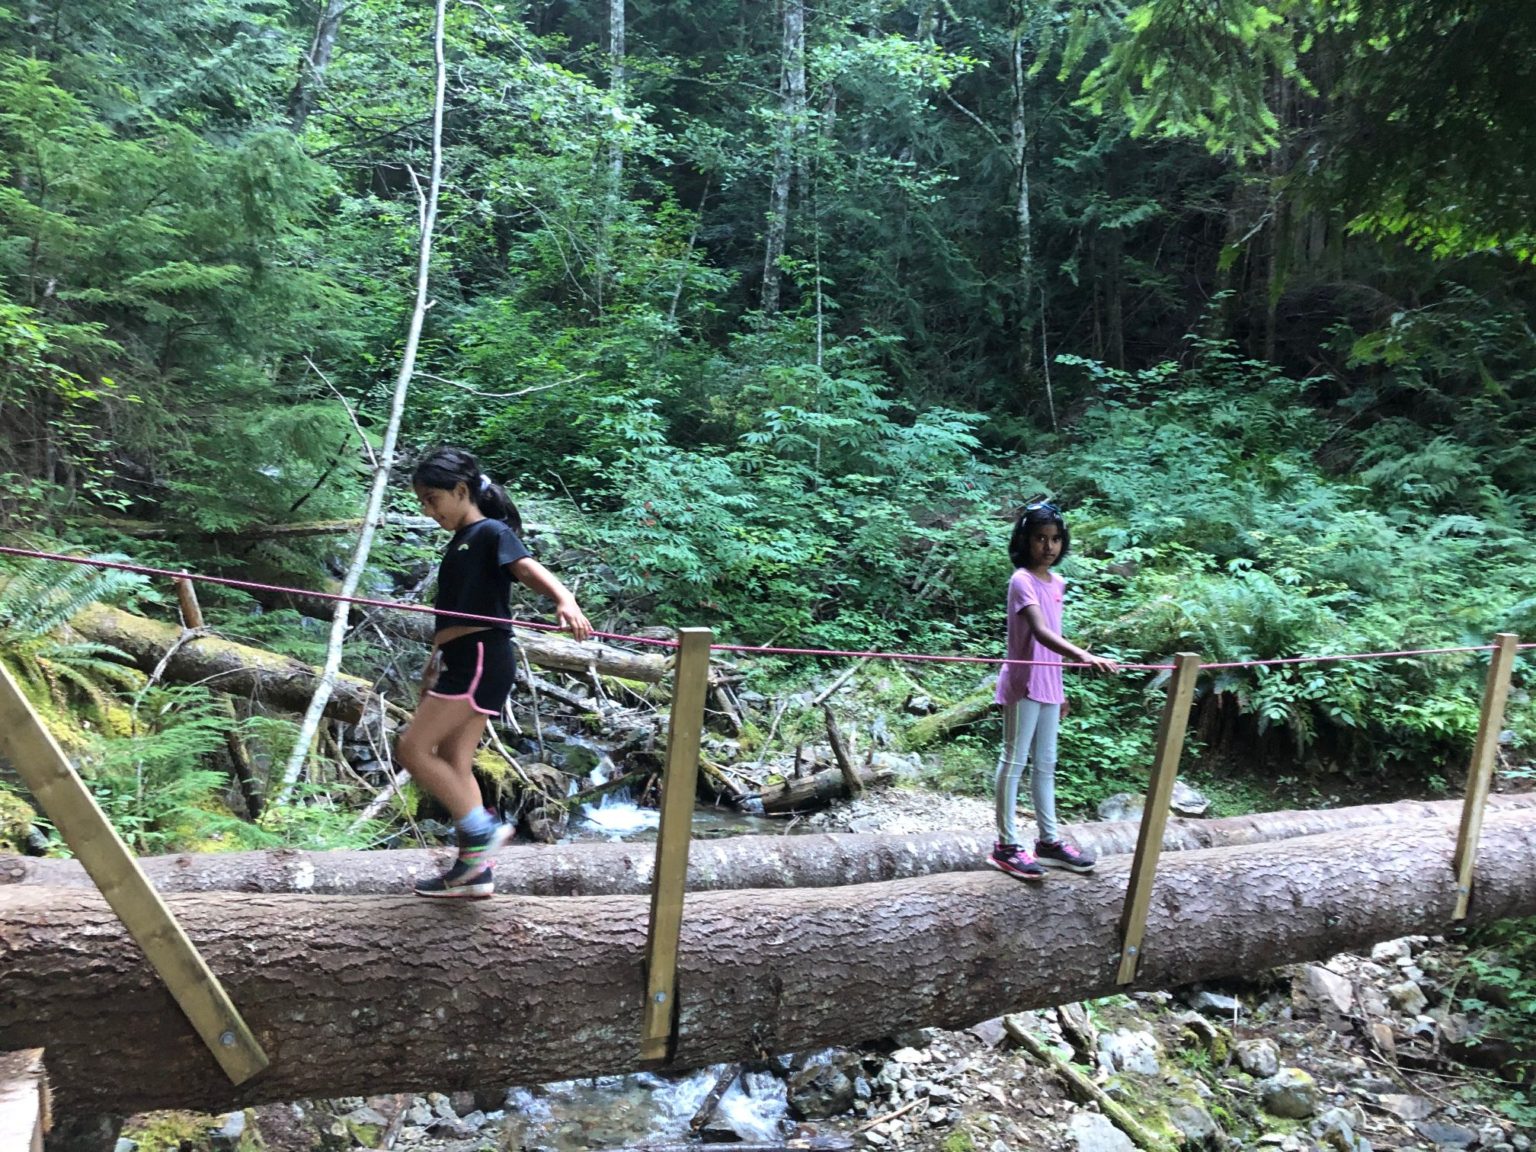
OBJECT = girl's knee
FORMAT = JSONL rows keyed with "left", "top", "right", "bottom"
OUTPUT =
{"left": 396, "top": 726, "right": 431, "bottom": 770}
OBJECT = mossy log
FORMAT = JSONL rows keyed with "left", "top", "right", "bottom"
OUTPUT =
{"left": 900, "top": 690, "right": 994, "bottom": 749}
{"left": 5, "top": 794, "right": 1532, "bottom": 897}
{"left": 69, "top": 604, "right": 378, "bottom": 722}
{"left": 3, "top": 811, "right": 1536, "bottom": 1116}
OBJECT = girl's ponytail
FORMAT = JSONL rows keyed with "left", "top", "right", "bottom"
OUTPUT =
{"left": 474, "top": 475, "right": 523, "bottom": 537}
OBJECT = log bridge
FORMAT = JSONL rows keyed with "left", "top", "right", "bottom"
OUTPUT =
{"left": 0, "top": 630, "right": 1529, "bottom": 1125}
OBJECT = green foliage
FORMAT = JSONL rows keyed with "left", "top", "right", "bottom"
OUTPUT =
{"left": 0, "top": 552, "right": 149, "bottom": 731}
{"left": 1458, "top": 918, "right": 1536, "bottom": 1119}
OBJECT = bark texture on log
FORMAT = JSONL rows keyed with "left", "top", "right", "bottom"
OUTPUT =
{"left": 5, "top": 811, "right": 1536, "bottom": 1116}
{"left": 69, "top": 604, "right": 378, "bottom": 722}
{"left": 6, "top": 793, "right": 1529, "bottom": 897}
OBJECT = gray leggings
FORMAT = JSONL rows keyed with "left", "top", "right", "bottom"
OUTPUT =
{"left": 994, "top": 698, "right": 1061, "bottom": 846}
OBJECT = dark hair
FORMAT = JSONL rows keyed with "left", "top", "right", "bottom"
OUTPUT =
{"left": 1008, "top": 500, "right": 1070, "bottom": 569}
{"left": 412, "top": 446, "right": 523, "bottom": 536}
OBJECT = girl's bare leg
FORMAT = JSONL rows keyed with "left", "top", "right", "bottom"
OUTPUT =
{"left": 397, "top": 695, "right": 490, "bottom": 822}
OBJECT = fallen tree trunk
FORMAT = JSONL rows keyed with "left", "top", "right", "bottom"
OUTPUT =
{"left": 6, "top": 793, "right": 1532, "bottom": 896}
{"left": 4, "top": 810, "right": 1535, "bottom": 1116}
{"left": 250, "top": 586, "right": 674, "bottom": 684}
{"left": 758, "top": 763, "right": 891, "bottom": 814}
{"left": 69, "top": 604, "right": 379, "bottom": 723}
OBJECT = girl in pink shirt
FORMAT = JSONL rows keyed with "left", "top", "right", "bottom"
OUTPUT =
{"left": 990, "top": 501, "right": 1118, "bottom": 881}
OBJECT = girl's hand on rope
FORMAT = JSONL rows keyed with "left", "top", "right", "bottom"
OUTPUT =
{"left": 1084, "top": 653, "right": 1120, "bottom": 676}
{"left": 420, "top": 649, "right": 441, "bottom": 694}
{"left": 557, "top": 598, "right": 593, "bottom": 643}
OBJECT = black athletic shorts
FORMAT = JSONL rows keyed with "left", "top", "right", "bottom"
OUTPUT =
{"left": 428, "top": 630, "right": 516, "bottom": 716}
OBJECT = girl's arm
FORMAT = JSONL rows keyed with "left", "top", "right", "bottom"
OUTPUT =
{"left": 509, "top": 557, "right": 593, "bottom": 641}
{"left": 1020, "top": 603, "right": 1119, "bottom": 674}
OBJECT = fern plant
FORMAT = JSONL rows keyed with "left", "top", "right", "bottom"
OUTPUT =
{"left": 0, "top": 552, "right": 149, "bottom": 740}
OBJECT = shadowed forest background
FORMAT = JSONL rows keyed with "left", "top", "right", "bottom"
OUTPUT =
{"left": 2, "top": 0, "right": 1535, "bottom": 821}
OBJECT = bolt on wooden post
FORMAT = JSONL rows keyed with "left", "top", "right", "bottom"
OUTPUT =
{"left": 1452, "top": 633, "right": 1520, "bottom": 920}
{"left": 641, "top": 627, "right": 712, "bottom": 1062}
{"left": 1116, "top": 652, "right": 1200, "bottom": 985}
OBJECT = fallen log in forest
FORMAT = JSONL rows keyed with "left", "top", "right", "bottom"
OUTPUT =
{"left": 68, "top": 604, "right": 379, "bottom": 722}
{"left": 6, "top": 793, "right": 1532, "bottom": 896}
{"left": 4, "top": 809, "right": 1535, "bottom": 1116}
{"left": 249, "top": 586, "right": 674, "bottom": 684}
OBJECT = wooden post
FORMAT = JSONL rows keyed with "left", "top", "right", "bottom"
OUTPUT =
{"left": 1452, "top": 633, "right": 1519, "bottom": 920}
{"left": 0, "top": 1050, "right": 48, "bottom": 1152}
{"left": 173, "top": 576, "right": 204, "bottom": 629}
{"left": 1116, "top": 652, "right": 1200, "bottom": 985}
{"left": 641, "top": 627, "right": 712, "bottom": 1062}
{"left": 174, "top": 577, "right": 263, "bottom": 818}
{"left": 0, "top": 664, "right": 269, "bottom": 1085}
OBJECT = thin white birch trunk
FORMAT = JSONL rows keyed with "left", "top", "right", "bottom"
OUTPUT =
{"left": 1011, "top": 18, "right": 1054, "bottom": 429}
{"left": 275, "top": 0, "right": 449, "bottom": 805}
{"left": 761, "top": 0, "right": 805, "bottom": 315}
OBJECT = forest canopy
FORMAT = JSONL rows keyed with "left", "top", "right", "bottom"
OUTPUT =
{"left": 1, "top": 0, "right": 1534, "bottom": 786}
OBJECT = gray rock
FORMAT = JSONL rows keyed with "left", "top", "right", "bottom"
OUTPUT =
{"left": 1387, "top": 980, "right": 1428, "bottom": 1015}
{"left": 854, "top": 1076, "right": 873, "bottom": 1101}
{"left": 405, "top": 1103, "right": 434, "bottom": 1126}
{"left": 1096, "top": 1028, "right": 1162, "bottom": 1076}
{"left": 926, "top": 1108, "right": 950, "bottom": 1126}
{"left": 1184, "top": 989, "right": 1241, "bottom": 1016}
{"left": 114, "top": 1141, "right": 139, "bottom": 1152}
{"left": 1514, "top": 1137, "right": 1531, "bottom": 1152}
{"left": 967, "top": 1017, "right": 1008, "bottom": 1047}
{"left": 1170, "top": 1103, "right": 1221, "bottom": 1146}
{"left": 209, "top": 1112, "right": 246, "bottom": 1150}
{"left": 459, "top": 1110, "right": 488, "bottom": 1131}
{"left": 1097, "top": 793, "right": 1144, "bottom": 823}
{"left": 864, "top": 1130, "right": 888, "bottom": 1146}
{"left": 1312, "top": 1106, "right": 1361, "bottom": 1152}
{"left": 1415, "top": 1120, "right": 1479, "bottom": 1148}
{"left": 1170, "top": 779, "right": 1211, "bottom": 817}
{"left": 1258, "top": 1068, "right": 1318, "bottom": 1119}
{"left": 1070, "top": 1112, "right": 1137, "bottom": 1152}
{"left": 1370, "top": 938, "right": 1411, "bottom": 964}
{"left": 789, "top": 1061, "right": 856, "bottom": 1119}
{"left": 1298, "top": 964, "right": 1355, "bottom": 1016}
{"left": 891, "top": 1027, "right": 935, "bottom": 1048}
{"left": 1235, "top": 1037, "right": 1281, "bottom": 1078}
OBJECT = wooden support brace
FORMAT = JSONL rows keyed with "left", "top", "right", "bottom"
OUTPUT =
{"left": 641, "top": 627, "right": 712, "bottom": 1061}
{"left": 1452, "top": 633, "right": 1520, "bottom": 920}
{"left": 0, "top": 664, "right": 269, "bottom": 1085}
{"left": 0, "top": 1050, "right": 48, "bottom": 1152}
{"left": 1116, "top": 651, "right": 1200, "bottom": 985}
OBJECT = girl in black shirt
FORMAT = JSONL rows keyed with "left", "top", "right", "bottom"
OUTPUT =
{"left": 399, "top": 447, "right": 592, "bottom": 897}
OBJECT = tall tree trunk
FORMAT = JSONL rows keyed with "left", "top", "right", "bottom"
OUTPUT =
{"left": 608, "top": 0, "right": 625, "bottom": 185}
{"left": 761, "top": 0, "right": 806, "bottom": 315}
{"left": 276, "top": 0, "right": 449, "bottom": 803}
{"left": 1010, "top": 18, "right": 1052, "bottom": 427}
{"left": 6, "top": 811, "right": 1536, "bottom": 1116}
{"left": 287, "top": 0, "right": 349, "bottom": 132}
{"left": 6, "top": 794, "right": 1531, "bottom": 897}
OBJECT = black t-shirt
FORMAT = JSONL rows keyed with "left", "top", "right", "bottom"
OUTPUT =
{"left": 432, "top": 518, "right": 532, "bottom": 633}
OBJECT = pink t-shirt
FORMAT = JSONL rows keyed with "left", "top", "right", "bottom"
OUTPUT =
{"left": 994, "top": 568, "right": 1065, "bottom": 707}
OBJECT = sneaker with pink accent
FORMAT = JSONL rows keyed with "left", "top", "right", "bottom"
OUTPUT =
{"left": 987, "top": 841, "right": 1045, "bottom": 881}
{"left": 1035, "top": 838, "right": 1096, "bottom": 873}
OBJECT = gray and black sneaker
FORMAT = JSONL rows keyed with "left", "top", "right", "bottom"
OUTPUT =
{"left": 1035, "top": 838, "right": 1096, "bottom": 873}
{"left": 414, "top": 858, "right": 495, "bottom": 899}
{"left": 987, "top": 841, "right": 1045, "bottom": 881}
